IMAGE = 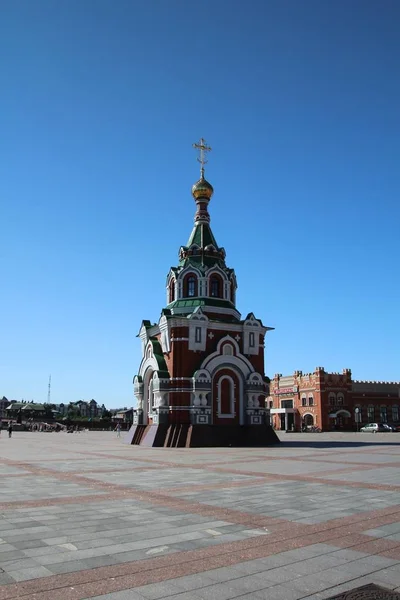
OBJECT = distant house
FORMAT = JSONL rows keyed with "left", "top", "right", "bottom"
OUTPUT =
{"left": 66, "top": 399, "right": 106, "bottom": 419}
{"left": 112, "top": 408, "right": 133, "bottom": 424}
{"left": 6, "top": 402, "right": 48, "bottom": 422}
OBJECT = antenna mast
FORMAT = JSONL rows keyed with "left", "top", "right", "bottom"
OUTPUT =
{"left": 47, "top": 375, "right": 51, "bottom": 404}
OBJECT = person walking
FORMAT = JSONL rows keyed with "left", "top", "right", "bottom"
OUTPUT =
{"left": 115, "top": 423, "right": 121, "bottom": 438}
{"left": 8, "top": 422, "right": 13, "bottom": 438}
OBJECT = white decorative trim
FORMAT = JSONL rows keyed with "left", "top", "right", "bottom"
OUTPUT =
{"left": 212, "top": 366, "right": 245, "bottom": 425}
{"left": 247, "top": 372, "right": 264, "bottom": 385}
{"left": 159, "top": 314, "right": 171, "bottom": 353}
{"left": 193, "top": 369, "right": 212, "bottom": 384}
{"left": 152, "top": 316, "right": 270, "bottom": 336}
{"left": 167, "top": 388, "right": 197, "bottom": 393}
{"left": 201, "top": 335, "right": 254, "bottom": 377}
{"left": 178, "top": 264, "right": 203, "bottom": 278}
{"left": 165, "top": 272, "right": 177, "bottom": 305}
{"left": 137, "top": 345, "right": 159, "bottom": 379}
{"left": 243, "top": 316, "right": 261, "bottom": 355}
{"left": 188, "top": 308, "right": 208, "bottom": 351}
{"left": 171, "top": 337, "right": 189, "bottom": 342}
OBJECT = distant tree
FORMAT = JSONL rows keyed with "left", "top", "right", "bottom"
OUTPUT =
{"left": 43, "top": 403, "right": 55, "bottom": 420}
{"left": 67, "top": 402, "right": 78, "bottom": 418}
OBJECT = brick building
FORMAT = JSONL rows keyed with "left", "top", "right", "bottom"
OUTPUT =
{"left": 269, "top": 367, "right": 400, "bottom": 431}
{"left": 128, "top": 139, "right": 278, "bottom": 447}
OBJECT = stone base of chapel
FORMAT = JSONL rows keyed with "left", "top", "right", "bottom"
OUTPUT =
{"left": 124, "top": 423, "right": 280, "bottom": 448}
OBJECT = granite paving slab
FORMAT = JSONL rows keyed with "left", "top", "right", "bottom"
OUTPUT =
{"left": 0, "top": 475, "right": 107, "bottom": 503}
{"left": 0, "top": 431, "right": 400, "bottom": 599}
{"left": 81, "top": 467, "right": 255, "bottom": 489}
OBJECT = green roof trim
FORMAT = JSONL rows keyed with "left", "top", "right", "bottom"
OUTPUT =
{"left": 149, "top": 338, "right": 170, "bottom": 378}
{"left": 167, "top": 298, "right": 235, "bottom": 310}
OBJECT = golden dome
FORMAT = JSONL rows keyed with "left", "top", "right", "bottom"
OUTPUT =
{"left": 191, "top": 177, "right": 214, "bottom": 200}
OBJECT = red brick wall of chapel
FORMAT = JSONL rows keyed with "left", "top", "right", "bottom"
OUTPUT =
{"left": 154, "top": 326, "right": 267, "bottom": 424}
{"left": 163, "top": 328, "right": 265, "bottom": 378}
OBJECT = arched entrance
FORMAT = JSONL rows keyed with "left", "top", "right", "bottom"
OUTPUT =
{"left": 329, "top": 409, "right": 351, "bottom": 430}
{"left": 303, "top": 413, "right": 314, "bottom": 429}
{"left": 212, "top": 368, "right": 242, "bottom": 425}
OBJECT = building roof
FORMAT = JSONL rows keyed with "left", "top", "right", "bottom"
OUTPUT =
{"left": 167, "top": 298, "right": 234, "bottom": 310}
{"left": 6, "top": 403, "right": 46, "bottom": 411}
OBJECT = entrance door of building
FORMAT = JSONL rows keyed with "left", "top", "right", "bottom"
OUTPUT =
{"left": 279, "top": 412, "right": 294, "bottom": 431}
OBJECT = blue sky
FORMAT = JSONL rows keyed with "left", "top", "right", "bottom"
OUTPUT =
{"left": 1, "top": 0, "right": 399, "bottom": 407}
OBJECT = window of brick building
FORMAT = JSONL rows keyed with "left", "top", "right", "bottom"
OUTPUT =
{"left": 302, "top": 395, "right": 307, "bottom": 407}
{"left": 337, "top": 393, "right": 344, "bottom": 406}
{"left": 329, "top": 393, "right": 336, "bottom": 406}
{"left": 308, "top": 395, "right": 314, "bottom": 406}
{"left": 281, "top": 399, "right": 293, "bottom": 409}
{"left": 380, "top": 406, "right": 388, "bottom": 423}
{"left": 367, "top": 406, "right": 374, "bottom": 422}
{"left": 392, "top": 405, "right": 399, "bottom": 422}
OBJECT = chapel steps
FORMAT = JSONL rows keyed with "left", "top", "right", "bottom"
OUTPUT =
{"left": 163, "top": 424, "right": 190, "bottom": 448}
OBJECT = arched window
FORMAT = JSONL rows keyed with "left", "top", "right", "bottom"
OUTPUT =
{"left": 183, "top": 274, "right": 198, "bottom": 298}
{"left": 302, "top": 394, "right": 307, "bottom": 407}
{"left": 367, "top": 405, "right": 374, "bottom": 422}
{"left": 329, "top": 393, "right": 336, "bottom": 406}
{"left": 308, "top": 394, "right": 314, "bottom": 406}
{"left": 337, "top": 393, "right": 344, "bottom": 406}
{"left": 210, "top": 277, "right": 220, "bottom": 297}
{"left": 392, "top": 405, "right": 399, "bottom": 422}
{"left": 380, "top": 405, "right": 387, "bottom": 423}
{"left": 188, "top": 276, "right": 196, "bottom": 297}
{"left": 169, "top": 279, "right": 175, "bottom": 303}
{"left": 209, "top": 274, "right": 223, "bottom": 298}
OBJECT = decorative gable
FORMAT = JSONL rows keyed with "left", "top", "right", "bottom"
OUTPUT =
{"left": 243, "top": 313, "right": 262, "bottom": 355}
{"left": 159, "top": 314, "right": 171, "bottom": 354}
{"left": 187, "top": 307, "right": 208, "bottom": 351}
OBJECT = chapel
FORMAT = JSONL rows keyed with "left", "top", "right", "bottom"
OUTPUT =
{"left": 127, "top": 139, "right": 279, "bottom": 446}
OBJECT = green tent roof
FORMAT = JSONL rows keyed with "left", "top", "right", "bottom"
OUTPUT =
{"left": 186, "top": 222, "right": 219, "bottom": 249}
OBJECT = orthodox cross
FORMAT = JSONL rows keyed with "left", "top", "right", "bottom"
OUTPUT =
{"left": 193, "top": 137, "right": 211, "bottom": 177}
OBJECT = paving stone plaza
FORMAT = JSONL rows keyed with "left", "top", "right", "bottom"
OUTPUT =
{"left": 0, "top": 432, "right": 399, "bottom": 599}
